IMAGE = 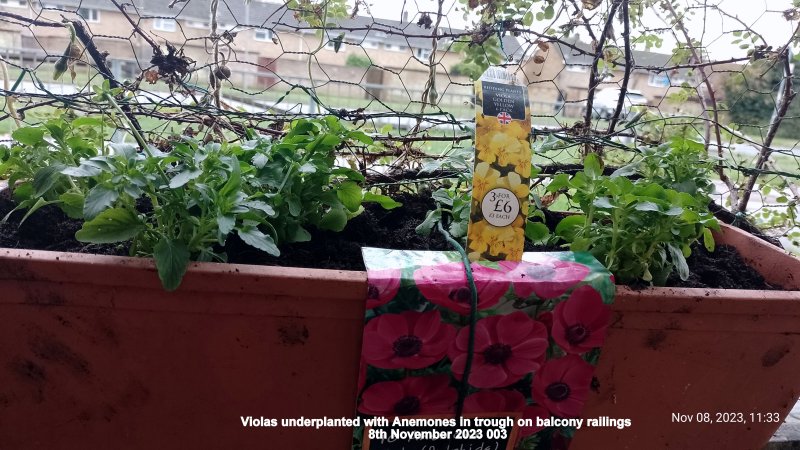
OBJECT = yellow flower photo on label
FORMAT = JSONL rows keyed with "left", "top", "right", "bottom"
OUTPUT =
{"left": 466, "top": 74, "right": 532, "bottom": 262}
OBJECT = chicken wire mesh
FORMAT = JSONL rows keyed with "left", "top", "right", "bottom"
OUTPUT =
{"left": 0, "top": 0, "right": 799, "bottom": 249}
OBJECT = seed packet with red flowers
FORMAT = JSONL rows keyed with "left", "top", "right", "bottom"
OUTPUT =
{"left": 356, "top": 248, "right": 615, "bottom": 450}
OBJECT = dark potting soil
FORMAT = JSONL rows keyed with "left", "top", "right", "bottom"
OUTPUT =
{"left": 665, "top": 243, "right": 780, "bottom": 290}
{"left": 224, "top": 192, "right": 553, "bottom": 271}
{"left": 0, "top": 189, "right": 782, "bottom": 290}
{"left": 0, "top": 189, "right": 128, "bottom": 256}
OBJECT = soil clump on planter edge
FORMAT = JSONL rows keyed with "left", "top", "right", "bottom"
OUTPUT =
{"left": 0, "top": 189, "right": 779, "bottom": 290}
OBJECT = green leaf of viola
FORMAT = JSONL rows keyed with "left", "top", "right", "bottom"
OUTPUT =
{"left": 109, "top": 143, "right": 138, "bottom": 161}
{"left": 83, "top": 184, "right": 119, "bottom": 220}
{"left": 12, "top": 127, "right": 45, "bottom": 146}
{"left": 33, "top": 164, "right": 65, "bottom": 196}
{"left": 61, "top": 164, "right": 103, "bottom": 177}
{"left": 634, "top": 201, "right": 660, "bottom": 212}
{"left": 11, "top": 182, "right": 34, "bottom": 203}
{"left": 665, "top": 206, "right": 684, "bottom": 216}
{"left": 348, "top": 130, "right": 373, "bottom": 145}
{"left": 667, "top": 243, "right": 690, "bottom": 281}
{"left": 432, "top": 188, "right": 453, "bottom": 207}
{"left": 331, "top": 167, "right": 366, "bottom": 182}
{"left": 583, "top": 153, "right": 603, "bottom": 179}
{"left": 244, "top": 200, "right": 276, "bottom": 217}
{"left": 237, "top": 226, "right": 280, "bottom": 256}
{"left": 610, "top": 161, "right": 641, "bottom": 178}
{"left": 337, "top": 181, "right": 363, "bottom": 212}
{"left": 363, "top": 192, "right": 402, "bottom": 210}
{"left": 546, "top": 173, "right": 570, "bottom": 192}
{"left": 217, "top": 214, "right": 235, "bottom": 235}
{"left": 555, "top": 214, "right": 586, "bottom": 241}
{"left": 298, "top": 162, "right": 317, "bottom": 174}
{"left": 287, "top": 195, "right": 302, "bottom": 217}
{"left": 59, "top": 191, "right": 85, "bottom": 219}
{"left": 318, "top": 205, "right": 348, "bottom": 232}
{"left": 76, "top": 208, "right": 144, "bottom": 243}
{"left": 71, "top": 117, "right": 105, "bottom": 128}
{"left": 252, "top": 153, "right": 269, "bottom": 169}
{"left": 153, "top": 237, "right": 190, "bottom": 291}
{"left": 416, "top": 209, "right": 442, "bottom": 236}
{"left": 703, "top": 227, "right": 715, "bottom": 252}
{"left": 449, "top": 218, "right": 468, "bottom": 238}
{"left": 592, "top": 197, "right": 614, "bottom": 209}
{"left": 17, "top": 198, "right": 57, "bottom": 226}
{"left": 169, "top": 169, "right": 202, "bottom": 188}
{"left": 218, "top": 160, "right": 242, "bottom": 203}
{"left": 288, "top": 225, "right": 312, "bottom": 243}
{"left": 525, "top": 221, "right": 550, "bottom": 241}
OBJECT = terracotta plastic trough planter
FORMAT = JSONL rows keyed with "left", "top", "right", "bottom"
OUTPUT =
{"left": 571, "top": 224, "right": 800, "bottom": 450}
{"left": 0, "top": 223, "right": 798, "bottom": 449}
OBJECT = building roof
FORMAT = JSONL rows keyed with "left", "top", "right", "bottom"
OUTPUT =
{"left": 43, "top": 0, "right": 523, "bottom": 59}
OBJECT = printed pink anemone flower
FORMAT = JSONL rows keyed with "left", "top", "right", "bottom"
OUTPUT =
{"left": 499, "top": 259, "right": 590, "bottom": 300}
{"left": 362, "top": 311, "right": 456, "bottom": 369}
{"left": 552, "top": 285, "right": 612, "bottom": 354}
{"left": 518, "top": 404, "right": 550, "bottom": 439}
{"left": 449, "top": 311, "right": 548, "bottom": 388}
{"left": 413, "top": 262, "right": 510, "bottom": 315}
{"left": 463, "top": 389, "right": 526, "bottom": 414}
{"left": 536, "top": 311, "right": 554, "bottom": 336}
{"left": 358, "top": 374, "right": 456, "bottom": 417}
{"left": 532, "top": 355, "right": 594, "bottom": 418}
{"left": 366, "top": 268, "right": 402, "bottom": 309}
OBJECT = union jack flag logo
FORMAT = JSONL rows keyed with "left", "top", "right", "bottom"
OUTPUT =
{"left": 497, "top": 111, "right": 512, "bottom": 125}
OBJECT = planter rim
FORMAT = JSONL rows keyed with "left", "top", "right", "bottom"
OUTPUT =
{"left": 0, "top": 223, "right": 796, "bottom": 300}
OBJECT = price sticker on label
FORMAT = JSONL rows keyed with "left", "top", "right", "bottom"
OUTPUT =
{"left": 466, "top": 67, "right": 531, "bottom": 262}
{"left": 481, "top": 188, "right": 520, "bottom": 227}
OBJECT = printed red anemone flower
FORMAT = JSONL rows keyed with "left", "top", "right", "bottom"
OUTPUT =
{"left": 532, "top": 355, "right": 594, "bottom": 418}
{"left": 499, "top": 259, "right": 590, "bottom": 300}
{"left": 362, "top": 311, "right": 456, "bottom": 369}
{"left": 366, "top": 268, "right": 402, "bottom": 309}
{"left": 536, "top": 311, "right": 554, "bottom": 336}
{"left": 413, "top": 262, "right": 510, "bottom": 315}
{"left": 463, "top": 389, "right": 526, "bottom": 414}
{"left": 552, "top": 285, "right": 612, "bottom": 354}
{"left": 518, "top": 404, "right": 550, "bottom": 438}
{"left": 449, "top": 312, "right": 548, "bottom": 388}
{"left": 358, "top": 374, "right": 456, "bottom": 417}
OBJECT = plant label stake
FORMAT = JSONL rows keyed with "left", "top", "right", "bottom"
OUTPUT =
{"left": 467, "top": 66, "right": 532, "bottom": 262}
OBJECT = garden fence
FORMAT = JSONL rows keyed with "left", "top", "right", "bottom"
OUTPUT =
{"left": 0, "top": 0, "right": 798, "bottom": 249}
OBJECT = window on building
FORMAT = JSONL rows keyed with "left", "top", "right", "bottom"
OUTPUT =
{"left": 384, "top": 43, "right": 408, "bottom": 52}
{"left": 648, "top": 72, "right": 669, "bottom": 87}
{"left": 648, "top": 71, "right": 688, "bottom": 87}
{"left": 254, "top": 29, "right": 273, "bottom": 41}
{"left": 415, "top": 48, "right": 432, "bottom": 60}
{"left": 361, "top": 40, "right": 379, "bottom": 49}
{"left": 187, "top": 21, "right": 209, "bottom": 29}
{"left": 153, "top": 18, "right": 177, "bottom": 32}
{"left": 77, "top": 7, "right": 100, "bottom": 22}
{"left": 0, "top": 0, "right": 27, "bottom": 8}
